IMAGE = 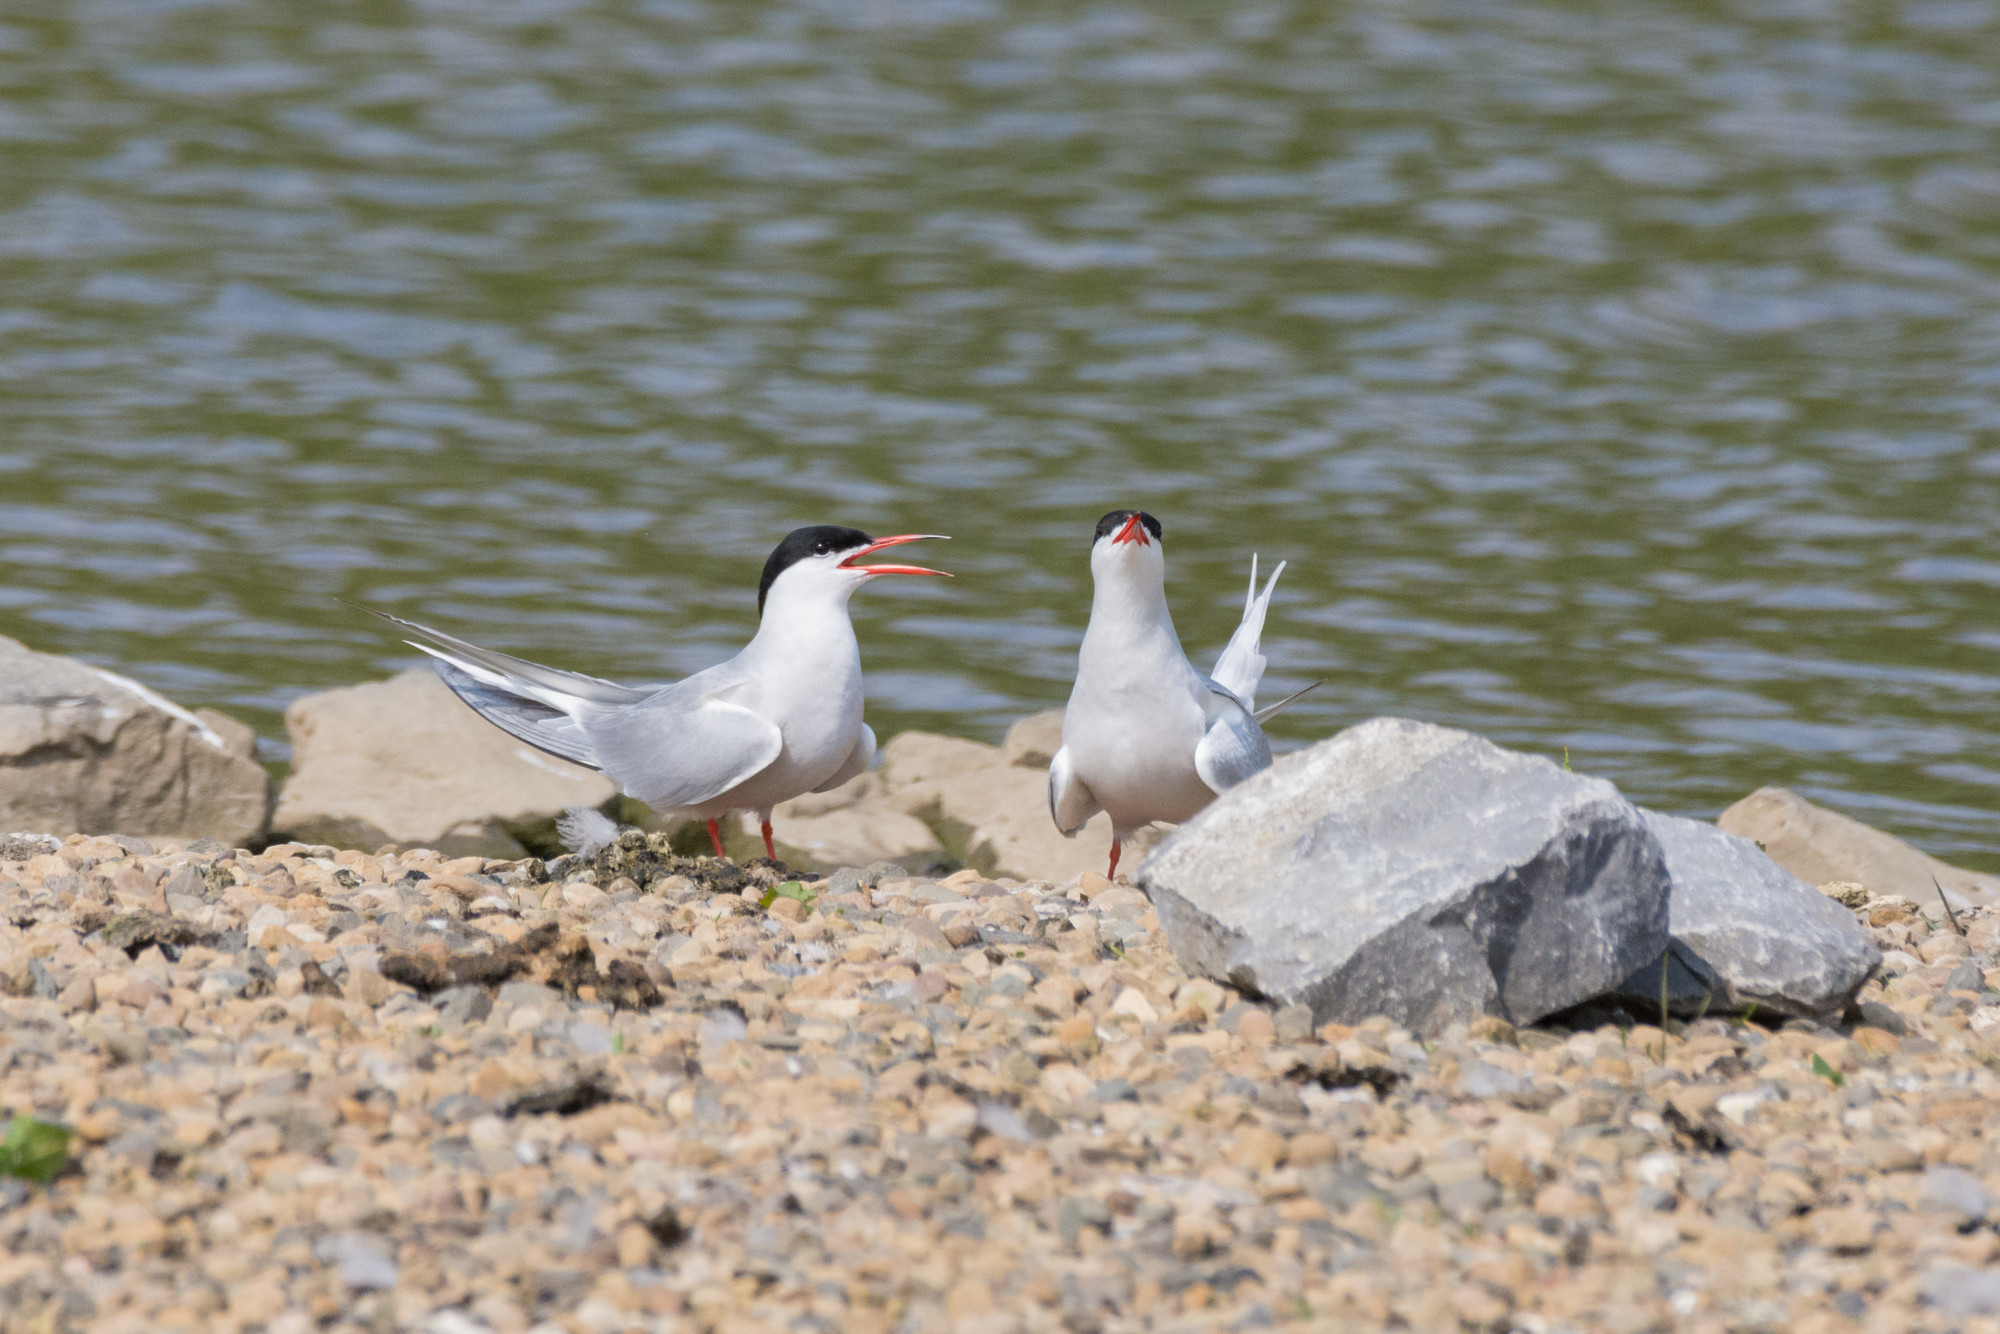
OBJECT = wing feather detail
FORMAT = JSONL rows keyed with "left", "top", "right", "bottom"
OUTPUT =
{"left": 583, "top": 694, "right": 783, "bottom": 811}
{"left": 1194, "top": 684, "right": 1273, "bottom": 795}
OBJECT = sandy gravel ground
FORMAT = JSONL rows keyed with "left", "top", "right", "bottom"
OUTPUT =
{"left": 3, "top": 829, "right": 1999, "bottom": 1334}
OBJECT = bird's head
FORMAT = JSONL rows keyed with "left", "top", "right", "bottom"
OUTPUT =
{"left": 758, "top": 526, "right": 950, "bottom": 615}
{"left": 1089, "top": 509, "right": 1165, "bottom": 587}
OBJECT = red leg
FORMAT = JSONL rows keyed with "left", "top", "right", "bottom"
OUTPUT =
{"left": 761, "top": 820, "right": 776, "bottom": 861}
{"left": 705, "top": 818, "right": 728, "bottom": 859}
{"left": 1107, "top": 837, "right": 1122, "bottom": 881}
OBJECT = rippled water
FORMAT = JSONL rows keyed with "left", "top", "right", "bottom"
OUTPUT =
{"left": 3, "top": 0, "right": 1998, "bottom": 864}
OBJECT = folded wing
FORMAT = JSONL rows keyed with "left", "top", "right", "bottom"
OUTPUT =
{"left": 813, "top": 723, "right": 876, "bottom": 793}
{"left": 1193, "top": 684, "right": 1273, "bottom": 795}
{"left": 583, "top": 690, "right": 783, "bottom": 811}
{"left": 1048, "top": 743, "right": 1103, "bottom": 836}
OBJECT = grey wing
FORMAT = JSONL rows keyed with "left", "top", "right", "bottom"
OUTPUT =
{"left": 1193, "top": 683, "right": 1273, "bottom": 795}
{"left": 368, "top": 609, "right": 651, "bottom": 706}
{"left": 429, "top": 657, "right": 601, "bottom": 768}
{"left": 1048, "top": 743, "right": 1102, "bottom": 836}
{"left": 579, "top": 673, "right": 784, "bottom": 811}
{"left": 368, "top": 608, "right": 650, "bottom": 768}
{"left": 813, "top": 723, "right": 876, "bottom": 793}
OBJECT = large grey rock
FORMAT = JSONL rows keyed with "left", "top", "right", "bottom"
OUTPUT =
{"left": 0, "top": 635, "right": 270, "bottom": 845}
{"left": 1611, "top": 811, "right": 1879, "bottom": 1021}
{"left": 1138, "top": 717, "right": 1672, "bottom": 1034}
{"left": 272, "top": 668, "right": 616, "bottom": 857}
{"left": 1719, "top": 786, "right": 2000, "bottom": 908}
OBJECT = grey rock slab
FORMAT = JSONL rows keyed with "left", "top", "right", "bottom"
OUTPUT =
{"left": 435, "top": 984, "right": 493, "bottom": 1026}
{"left": 1924, "top": 1165, "right": 1991, "bottom": 1223}
{"left": 1924, "top": 1267, "right": 2000, "bottom": 1317}
{"left": 1138, "top": 717, "right": 1672, "bottom": 1034}
{"left": 1608, "top": 811, "right": 1880, "bottom": 1021}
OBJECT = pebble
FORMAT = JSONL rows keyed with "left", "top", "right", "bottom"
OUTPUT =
{"left": 1, "top": 838, "right": 1997, "bottom": 1332}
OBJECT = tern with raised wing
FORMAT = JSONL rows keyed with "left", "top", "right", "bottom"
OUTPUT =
{"left": 1048, "top": 509, "right": 1315, "bottom": 879}
{"left": 369, "top": 526, "right": 948, "bottom": 861}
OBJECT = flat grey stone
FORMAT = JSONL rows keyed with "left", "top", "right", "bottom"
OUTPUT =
{"left": 1437, "top": 1174, "right": 1498, "bottom": 1220}
{"left": 1139, "top": 717, "right": 1672, "bottom": 1033}
{"left": 1947, "top": 960, "right": 1988, "bottom": 993}
{"left": 1924, "top": 1266, "right": 2000, "bottom": 1317}
{"left": 496, "top": 981, "right": 562, "bottom": 1009}
{"left": 1058, "top": 1194, "right": 1112, "bottom": 1247}
{"left": 1609, "top": 811, "right": 1880, "bottom": 1021}
{"left": 317, "top": 1232, "right": 399, "bottom": 1291}
{"left": 1924, "top": 1166, "right": 1991, "bottom": 1223}
{"left": 430, "top": 1093, "right": 492, "bottom": 1124}
{"left": 1091, "top": 1078, "right": 1138, "bottom": 1103}
{"left": 435, "top": 985, "right": 493, "bottom": 1026}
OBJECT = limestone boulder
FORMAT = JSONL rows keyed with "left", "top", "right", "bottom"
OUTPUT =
{"left": 1001, "top": 709, "right": 1066, "bottom": 768}
{"left": 1719, "top": 786, "right": 2000, "bottom": 909}
{"left": 0, "top": 636, "right": 270, "bottom": 844}
{"left": 1138, "top": 717, "right": 1673, "bottom": 1033}
{"left": 0, "top": 635, "right": 269, "bottom": 845}
{"left": 272, "top": 669, "right": 616, "bottom": 857}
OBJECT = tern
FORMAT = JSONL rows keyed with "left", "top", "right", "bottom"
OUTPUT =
{"left": 368, "top": 526, "right": 948, "bottom": 861}
{"left": 1048, "top": 509, "right": 1316, "bottom": 879}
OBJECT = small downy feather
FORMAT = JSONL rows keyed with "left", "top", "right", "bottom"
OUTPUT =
{"left": 557, "top": 806, "right": 621, "bottom": 858}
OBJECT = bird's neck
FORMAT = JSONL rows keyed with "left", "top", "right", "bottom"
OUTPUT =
{"left": 743, "top": 589, "right": 861, "bottom": 670}
{"left": 1081, "top": 572, "right": 1183, "bottom": 662}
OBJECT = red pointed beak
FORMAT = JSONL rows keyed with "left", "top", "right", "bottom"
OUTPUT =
{"left": 839, "top": 533, "right": 951, "bottom": 578}
{"left": 1111, "top": 513, "right": 1150, "bottom": 546}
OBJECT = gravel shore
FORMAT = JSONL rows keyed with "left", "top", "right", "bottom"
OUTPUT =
{"left": 3, "top": 829, "right": 1999, "bottom": 1334}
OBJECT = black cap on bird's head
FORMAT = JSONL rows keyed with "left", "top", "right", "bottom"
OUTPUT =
{"left": 758, "top": 525, "right": 951, "bottom": 613}
{"left": 1093, "top": 509, "right": 1162, "bottom": 549}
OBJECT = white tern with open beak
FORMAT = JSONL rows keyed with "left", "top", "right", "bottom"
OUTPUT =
{"left": 1048, "top": 509, "right": 1316, "bottom": 879}
{"left": 369, "top": 526, "right": 949, "bottom": 861}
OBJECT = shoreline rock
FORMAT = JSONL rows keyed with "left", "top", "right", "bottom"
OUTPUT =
{"left": 1721, "top": 785, "right": 2000, "bottom": 908}
{"left": 1140, "top": 718, "right": 1674, "bottom": 1033}
{"left": 1608, "top": 810, "right": 1881, "bottom": 1021}
{"left": 0, "top": 634, "right": 269, "bottom": 845}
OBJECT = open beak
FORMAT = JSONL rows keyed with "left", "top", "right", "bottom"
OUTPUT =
{"left": 840, "top": 534, "right": 951, "bottom": 578}
{"left": 1111, "top": 514, "right": 1150, "bottom": 547}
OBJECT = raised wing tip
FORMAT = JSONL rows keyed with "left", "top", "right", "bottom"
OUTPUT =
{"left": 1252, "top": 680, "right": 1322, "bottom": 723}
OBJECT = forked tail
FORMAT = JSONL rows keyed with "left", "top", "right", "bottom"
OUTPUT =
{"left": 364, "top": 608, "right": 644, "bottom": 770}
{"left": 1209, "top": 554, "right": 1287, "bottom": 709}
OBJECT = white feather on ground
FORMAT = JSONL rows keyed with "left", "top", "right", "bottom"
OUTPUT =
{"left": 557, "top": 806, "right": 621, "bottom": 858}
